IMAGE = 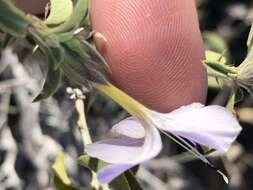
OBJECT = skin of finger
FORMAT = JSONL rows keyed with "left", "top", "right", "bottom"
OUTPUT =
{"left": 11, "top": 0, "right": 48, "bottom": 14}
{"left": 91, "top": 0, "right": 208, "bottom": 112}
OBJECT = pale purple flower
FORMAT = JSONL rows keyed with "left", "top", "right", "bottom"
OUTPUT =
{"left": 85, "top": 103, "right": 242, "bottom": 183}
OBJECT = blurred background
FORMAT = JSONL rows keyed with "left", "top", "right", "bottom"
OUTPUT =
{"left": 1, "top": 0, "right": 253, "bottom": 189}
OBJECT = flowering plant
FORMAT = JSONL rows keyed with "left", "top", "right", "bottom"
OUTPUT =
{"left": 0, "top": 0, "right": 250, "bottom": 189}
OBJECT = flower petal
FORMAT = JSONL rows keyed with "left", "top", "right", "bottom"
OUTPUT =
{"left": 97, "top": 164, "right": 134, "bottom": 184}
{"left": 154, "top": 103, "right": 242, "bottom": 152}
{"left": 110, "top": 117, "right": 145, "bottom": 139}
{"left": 85, "top": 117, "right": 162, "bottom": 164}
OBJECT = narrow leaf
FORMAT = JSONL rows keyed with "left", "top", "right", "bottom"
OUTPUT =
{"left": 0, "top": 0, "right": 28, "bottom": 38}
{"left": 60, "top": 44, "right": 108, "bottom": 88}
{"left": 53, "top": 153, "right": 91, "bottom": 190}
{"left": 247, "top": 24, "right": 253, "bottom": 50}
{"left": 226, "top": 91, "right": 235, "bottom": 113}
{"left": 78, "top": 155, "right": 108, "bottom": 171}
{"left": 33, "top": 55, "right": 62, "bottom": 102}
{"left": 53, "top": 153, "right": 72, "bottom": 185}
{"left": 110, "top": 175, "right": 131, "bottom": 190}
{"left": 204, "top": 61, "right": 236, "bottom": 76}
{"left": 125, "top": 171, "right": 143, "bottom": 190}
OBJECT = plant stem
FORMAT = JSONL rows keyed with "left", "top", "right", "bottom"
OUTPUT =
{"left": 73, "top": 89, "right": 104, "bottom": 189}
{"left": 92, "top": 82, "right": 150, "bottom": 119}
{"left": 73, "top": 89, "right": 91, "bottom": 149}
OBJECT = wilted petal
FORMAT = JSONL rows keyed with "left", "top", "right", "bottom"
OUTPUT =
{"left": 154, "top": 103, "right": 242, "bottom": 152}
{"left": 85, "top": 117, "right": 162, "bottom": 164}
{"left": 97, "top": 164, "right": 134, "bottom": 184}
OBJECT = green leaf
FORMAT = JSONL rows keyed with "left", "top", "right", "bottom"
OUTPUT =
{"left": 238, "top": 82, "right": 253, "bottom": 95}
{"left": 54, "top": 176, "right": 78, "bottom": 190}
{"left": 50, "top": 0, "right": 89, "bottom": 33}
{"left": 64, "top": 39, "right": 110, "bottom": 75}
{"left": 57, "top": 31, "right": 76, "bottom": 42}
{"left": 60, "top": 43, "right": 109, "bottom": 88}
{"left": 110, "top": 170, "right": 143, "bottom": 190}
{"left": 247, "top": 24, "right": 253, "bottom": 50}
{"left": 208, "top": 76, "right": 222, "bottom": 89}
{"left": 204, "top": 50, "right": 237, "bottom": 79}
{"left": 64, "top": 38, "right": 110, "bottom": 73}
{"left": 235, "top": 87, "right": 244, "bottom": 103}
{"left": 130, "top": 165, "right": 139, "bottom": 176}
{"left": 236, "top": 25, "right": 253, "bottom": 70}
{"left": 49, "top": 46, "right": 66, "bottom": 68}
{"left": 0, "top": 33, "right": 16, "bottom": 49}
{"left": 205, "top": 64, "right": 229, "bottom": 79}
{"left": 125, "top": 171, "right": 143, "bottom": 190}
{"left": 53, "top": 153, "right": 92, "bottom": 190}
{"left": 226, "top": 87, "right": 244, "bottom": 113}
{"left": 205, "top": 50, "right": 227, "bottom": 65}
{"left": 53, "top": 153, "right": 72, "bottom": 186}
{"left": 0, "top": 0, "right": 28, "bottom": 38}
{"left": 45, "top": 0, "right": 73, "bottom": 25}
{"left": 33, "top": 56, "right": 62, "bottom": 102}
{"left": 204, "top": 60, "right": 237, "bottom": 76}
{"left": 226, "top": 91, "right": 236, "bottom": 113}
{"left": 203, "top": 31, "right": 230, "bottom": 62}
{"left": 78, "top": 155, "right": 108, "bottom": 171}
{"left": 110, "top": 175, "right": 131, "bottom": 190}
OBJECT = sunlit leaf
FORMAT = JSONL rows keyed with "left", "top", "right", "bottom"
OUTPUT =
{"left": 53, "top": 153, "right": 72, "bottom": 186}
{"left": 238, "top": 26, "right": 253, "bottom": 69}
{"left": 204, "top": 50, "right": 237, "bottom": 79}
{"left": 45, "top": 0, "right": 73, "bottom": 25}
{"left": 205, "top": 50, "right": 227, "bottom": 64}
{"left": 203, "top": 31, "right": 230, "bottom": 61}
{"left": 204, "top": 60, "right": 237, "bottom": 76}
{"left": 226, "top": 91, "right": 235, "bottom": 113}
{"left": 57, "top": 31, "right": 76, "bottom": 42}
{"left": 50, "top": 0, "right": 89, "bottom": 33}
{"left": 53, "top": 153, "right": 92, "bottom": 190}
{"left": 247, "top": 24, "right": 253, "bottom": 50}
{"left": 79, "top": 155, "right": 108, "bottom": 171}
{"left": 208, "top": 76, "right": 222, "bottom": 89}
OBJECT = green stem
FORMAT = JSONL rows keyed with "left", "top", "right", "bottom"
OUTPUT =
{"left": 74, "top": 91, "right": 92, "bottom": 148}
{"left": 92, "top": 82, "right": 150, "bottom": 118}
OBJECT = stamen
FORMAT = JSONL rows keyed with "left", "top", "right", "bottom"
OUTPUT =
{"left": 160, "top": 130, "right": 229, "bottom": 184}
{"left": 160, "top": 130, "right": 211, "bottom": 165}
